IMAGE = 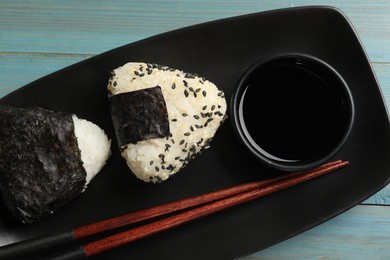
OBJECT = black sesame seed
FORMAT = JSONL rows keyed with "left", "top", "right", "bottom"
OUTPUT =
{"left": 184, "top": 89, "right": 189, "bottom": 97}
{"left": 195, "top": 124, "right": 201, "bottom": 129}
{"left": 172, "top": 118, "right": 177, "bottom": 122}
{"left": 183, "top": 80, "right": 188, "bottom": 87}
{"left": 196, "top": 88, "right": 201, "bottom": 92}
{"left": 190, "top": 126, "right": 194, "bottom": 132}
{"left": 150, "top": 161, "right": 154, "bottom": 165}
{"left": 182, "top": 113, "right": 188, "bottom": 117}
{"left": 218, "top": 105, "right": 222, "bottom": 108}
{"left": 189, "top": 87, "right": 194, "bottom": 92}
{"left": 202, "top": 90, "right": 207, "bottom": 97}
{"left": 134, "top": 71, "right": 139, "bottom": 76}
{"left": 202, "top": 105, "right": 207, "bottom": 110}
{"left": 158, "top": 154, "right": 164, "bottom": 158}
{"left": 184, "top": 132, "right": 190, "bottom": 136}
{"left": 139, "top": 73, "right": 145, "bottom": 77}
{"left": 171, "top": 139, "right": 175, "bottom": 144}
{"left": 217, "top": 91, "right": 223, "bottom": 96}
{"left": 161, "top": 165, "right": 165, "bottom": 170}
{"left": 207, "top": 118, "right": 214, "bottom": 123}
{"left": 155, "top": 166, "right": 159, "bottom": 172}
{"left": 211, "top": 105, "right": 215, "bottom": 111}
{"left": 193, "top": 115, "right": 200, "bottom": 119}
{"left": 193, "top": 92, "right": 197, "bottom": 98}
{"left": 180, "top": 139, "right": 185, "bottom": 145}
{"left": 182, "top": 149, "right": 188, "bottom": 153}
{"left": 113, "top": 81, "right": 117, "bottom": 87}
{"left": 175, "top": 156, "right": 180, "bottom": 160}
{"left": 171, "top": 83, "right": 176, "bottom": 89}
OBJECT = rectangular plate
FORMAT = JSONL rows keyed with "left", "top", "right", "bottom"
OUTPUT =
{"left": 1, "top": 6, "right": 390, "bottom": 259}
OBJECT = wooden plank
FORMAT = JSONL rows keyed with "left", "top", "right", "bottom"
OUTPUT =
{"left": 245, "top": 204, "right": 390, "bottom": 259}
{"left": 1, "top": 53, "right": 390, "bottom": 205}
{"left": 0, "top": 0, "right": 390, "bottom": 62}
{"left": 0, "top": 52, "right": 90, "bottom": 97}
{"left": 0, "top": 57, "right": 390, "bottom": 205}
{"left": 0, "top": 49, "right": 390, "bottom": 205}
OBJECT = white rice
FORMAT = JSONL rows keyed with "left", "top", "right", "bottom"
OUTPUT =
{"left": 72, "top": 115, "right": 111, "bottom": 186}
{"left": 108, "top": 62, "right": 227, "bottom": 183}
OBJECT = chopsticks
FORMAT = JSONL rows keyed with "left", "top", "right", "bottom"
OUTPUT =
{"left": 0, "top": 160, "right": 348, "bottom": 260}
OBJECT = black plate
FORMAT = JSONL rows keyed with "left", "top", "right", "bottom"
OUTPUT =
{"left": 1, "top": 6, "right": 389, "bottom": 260}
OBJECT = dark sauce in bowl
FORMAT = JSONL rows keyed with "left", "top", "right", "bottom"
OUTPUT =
{"left": 232, "top": 55, "right": 354, "bottom": 171}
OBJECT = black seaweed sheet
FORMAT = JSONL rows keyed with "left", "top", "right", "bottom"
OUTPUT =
{"left": 0, "top": 106, "right": 86, "bottom": 224}
{"left": 0, "top": 6, "right": 389, "bottom": 260}
{"left": 109, "top": 86, "right": 169, "bottom": 146}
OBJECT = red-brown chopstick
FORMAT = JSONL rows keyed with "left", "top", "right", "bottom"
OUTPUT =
{"left": 0, "top": 160, "right": 348, "bottom": 260}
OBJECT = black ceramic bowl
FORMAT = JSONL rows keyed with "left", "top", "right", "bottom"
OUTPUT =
{"left": 231, "top": 54, "right": 355, "bottom": 172}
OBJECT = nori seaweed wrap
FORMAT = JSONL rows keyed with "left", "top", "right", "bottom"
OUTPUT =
{"left": 109, "top": 85, "right": 170, "bottom": 146}
{"left": 0, "top": 106, "right": 86, "bottom": 223}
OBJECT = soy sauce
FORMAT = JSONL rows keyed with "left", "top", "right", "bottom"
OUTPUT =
{"left": 239, "top": 57, "right": 350, "bottom": 162}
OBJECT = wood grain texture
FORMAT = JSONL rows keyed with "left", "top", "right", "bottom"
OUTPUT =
{"left": 0, "top": 53, "right": 89, "bottom": 97}
{"left": 1, "top": 0, "right": 390, "bottom": 259}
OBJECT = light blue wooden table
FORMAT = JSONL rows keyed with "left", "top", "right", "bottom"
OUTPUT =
{"left": 1, "top": 1, "right": 390, "bottom": 259}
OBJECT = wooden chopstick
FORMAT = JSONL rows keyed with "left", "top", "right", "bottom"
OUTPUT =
{"left": 0, "top": 160, "right": 348, "bottom": 260}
